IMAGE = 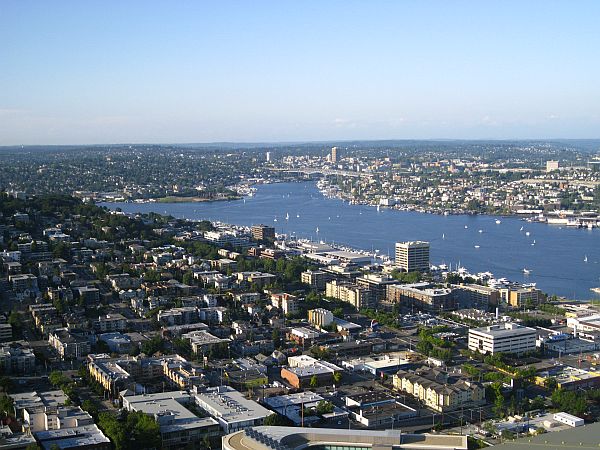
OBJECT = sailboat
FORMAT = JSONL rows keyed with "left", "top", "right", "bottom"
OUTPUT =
{"left": 464, "top": 225, "right": 468, "bottom": 229}
{"left": 273, "top": 218, "right": 278, "bottom": 222}
{"left": 377, "top": 205, "right": 380, "bottom": 212}
{"left": 584, "top": 255, "right": 588, "bottom": 263}
{"left": 478, "top": 229, "right": 483, "bottom": 233}
{"left": 296, "top": 213, "right": 300, "bottom": 218}
{"left": 520, "top": 226, "right": 524, "bottom": 231}
{"left": 474, "top": 245, "right": 480, "bottom": 249}
{"left": 523, "top": 268, "right": 531, "bottom": 274}
{"left": 285, "top": 212, "right": 290, "bottom": 221}
{"left": 495, "top": 219, "right": 501, "bottom": 224}
{"left": 442, "top": 233, "right": 445, "bottom": 240}
{"left": 525, "top": 231, "right": 531, "bottom": 236}
{"left": 316, "top": 227, "right": 319, "bottom": 233}
{"left": 531, "top": 240, "right": 536, "bottom": 246}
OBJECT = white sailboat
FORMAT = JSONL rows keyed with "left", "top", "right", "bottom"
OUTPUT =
{"left": 495, "top": 219, "right": 501, "bottom": 224}
{"left": 520, "top": 226, "right": 524, "bottom": 231}
{"left": 296, "top": 213, "right": 300, "bottom": 218}
{"left": 442, "top": 233, "right": 445, "bottom": 240}
{"left": 523, "top": 268, "right": 531, "bottom": 274}
{"left": 584, "top": 255, "right": 588, "bottom": 263}
{"left": 285, "top": 212, "right": 290, "bottom": 221}
{"left": 525, "top": 231, "right": 531, "bottom": 236}
{"left": 316, "top": 227, "right": 319, "bottom": 234}
{"left": 273, "top": 218, "right": 278, "bottom": 222}
{"left": 478, "top": 229, "right": 483, "bottom": 233}
{"left": 464, "top": 225, "right": 468, "bottom": 229}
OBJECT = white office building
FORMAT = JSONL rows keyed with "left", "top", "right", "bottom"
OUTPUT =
{"left": 468, "top": 322, "right": 536, "bottom": 355}
{"left": 395, "top": 241, "right": 430, "bottom": 272}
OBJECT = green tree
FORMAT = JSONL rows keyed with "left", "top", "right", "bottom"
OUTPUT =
{"left": 309, "top": 375, "right": 318, "bottom": 388}
{"left": 332, "top": 371, "right": 342, "bottom": 384}
{"left": 0, "top": 394, "right": 14, "bottom": 417}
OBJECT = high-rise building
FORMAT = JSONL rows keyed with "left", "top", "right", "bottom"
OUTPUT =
{"left": 394, "top": 241, "right": 430, "bottom": 272}
{"left": 266, "top": 151, "right": 271, "bottom": 162}
{"left": 546, "top": 160, "right": 560, "bottom": 172}
{"left": 251, "top": 224, "right": 275, "bottom": 242}
{"left": 331, "top": 146, "right": 339, "bottom": 163}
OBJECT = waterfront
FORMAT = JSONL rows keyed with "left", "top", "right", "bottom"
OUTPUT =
{"left": 104, "top": 182, "right": 600, "bottom": 300}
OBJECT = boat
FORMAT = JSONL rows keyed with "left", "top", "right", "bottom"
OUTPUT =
{"left": 478, "top": 229, "right": 483, "bottom": 233}
{"left": 531, "top": 239, "right": 536, "bottom": 246}
{"left": 273, "top": 218, "right": 278, "bottom": 222}
{"left": 377, "top": 205, "right": 380, "bottom": 212}
{"left": 495, "top": 219, "right": 501, "bottom": 224}
{"left": 316, "top": 227, "right": 319, "bottom": 233}
{"left": 286, "top": 212, "right": 289, "bottom": 220}
{"left": 591, "top": 287, "right": 600, "bottom": 294}
{"left": 520, "top": 226, "right": 524, "bottom": 231}
{"left": 584, "top": 255, "right": 588, "bottom": 263}
{"left": 523, "top": 268, "right": 531, "bottom": 274}
{"left": 442, "top": 233, "right": 445, "bottom": 240}
{"left": 474, "top": 245, "right": 480, "bottom": 249}
{"left": 525, "top": 231, "right": 530, "bottom": 236}
{"left": 296, "top": 213, "right": 300, "bottom": 218}
{"left": 464, "top": 225, "right": 468, "bottom": 229}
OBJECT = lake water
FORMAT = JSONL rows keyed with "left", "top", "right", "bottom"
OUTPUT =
{"left": 103, "top": 182, "right": 600, "bottom": 300}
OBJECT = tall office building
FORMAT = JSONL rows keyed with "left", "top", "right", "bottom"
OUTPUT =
{"left": 251, "top": 224, "right": 276, "bottom": 242}
{"left": 394, "top": 241, "right": 430, "bottom": 272}
{"left": 331, "top": 146, "right": 339, "bottom": 163}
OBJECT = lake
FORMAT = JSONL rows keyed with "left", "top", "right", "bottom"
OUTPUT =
{"left": 103, "top": 182, "right": 600, "bottom": 300}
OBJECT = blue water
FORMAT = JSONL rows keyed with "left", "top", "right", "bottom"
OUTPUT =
{"left": 103, "top": 182, "right": 600, "bottom": 300}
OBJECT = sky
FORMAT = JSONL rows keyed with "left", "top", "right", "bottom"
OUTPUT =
{"left": 1, "top": 1, "right": 599, "bottom": 145}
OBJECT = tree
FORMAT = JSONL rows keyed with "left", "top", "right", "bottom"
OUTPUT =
{"left": 0, "top": 394, "right": 14, "bottom": 417}
{"left": 316, "top": 400, "right": 334, "bottom": 414}
{"left": 332, "top": 371, "right": 342, "bottom": 384}
{"left": 309, "top": 375, "right": 318, "bottom": 388}
{"left": 544, "top": 377, "right": 558, "bottom": 392}
{"left": 49, "top": 371, "right": 70, "bottom": 388}
{"left": 264, "top": 413, "right": 291, "bottom": 426}
{"left": 0, "top": 376, "right": 13, "bottom": 393}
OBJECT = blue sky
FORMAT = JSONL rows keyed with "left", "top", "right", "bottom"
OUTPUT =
{"left": 1, "top": 1, "right": 599, "bottom": 144}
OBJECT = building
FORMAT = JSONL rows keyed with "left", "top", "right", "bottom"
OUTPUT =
{"left": 553, "top": 412, "right": 584, "bottom": 427}
{"left": 331, "top": 146, "right": 339, "bottom": 163}
{"left": 270, "top": 293, "right": 300, "bottom": 316}
{"left": 325, "top": 280, "right": 374, "bottom": 310}
{"left": 387, "top": 283, "right": 455, "bottom": 312}
{"left": 34, "top": 424, "right": 111, "bottom": 450}
{"left": 534, "top": 365, "right": 600, "bottom": 391}
{"left": 308, "top": 308, "right": 334, "bottom": 328}
{"left": 500, "top": 286, "right": 545, "bottom": 308}
{"left": 0, "top": 345, "right": 36, "bottom": 374}
{"left": 93, "top": 314, "right": 127, "bottom": 333}
{"left": 263, "top": 391, "right": 325, "bottom": 426}
{"left": 301, "top": 270, "right": 332, "bottom": 290}
{"left": 235, "top": 271, "right": 277, "bottom": 288}
{"left": 204, "top": 231, "right": 251, "bottom": 248}
{"left": 194, "top": 386, "right": 271, "bottom": 434}
{"left": 250, "top": 224, "right": 275, "bottom": 242}
{"left": 49, "top": 328, "right": 91, "bottom": 360}
{"left": 0, "top": 324, "right": 12, "bottom": 341}
{"left": 356, "top": 273, "right": 400, "bottom": 303}
{"left": 345, "top": 391, "right": 417, "bottom": 427}
{"left": 468, "top": 322, "right": 537, "bottom": 355}
{"left": 454, "top": 284, "right": 500, "bottom": 309}
{"left": 546, "top": 160, "right": 560, "bottom": 172}
{"left": 222, "top": 426, "right": 468, "bottom": 450}
{"left": 395, "top": 241, "right": 430, "bottom": 272}
{"left": 98, "top": 332, "right": 133, "bottom": 353}
{"left": 393, "top": 367, "right": 485, "bottom": 412}
{"left": 122, "top": 391, "right": 221, "bottom": 449}
{"left": 280, "top": 355, "right": 343, "bottom": 389}
{"left": 182, "top": 330, "right": 229, "bottom": 355}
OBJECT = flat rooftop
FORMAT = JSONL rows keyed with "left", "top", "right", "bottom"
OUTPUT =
{"left": 195, "top": 386, "right": 271, "bottom": 424}
{"left": 222, "top": 426, "right": 467, "bottom": 450}
{"left": 492, "top": 420, "right": 600, "bottom": 450}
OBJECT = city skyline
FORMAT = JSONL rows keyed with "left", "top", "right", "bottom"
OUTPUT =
{"left": 2, "top": 1, "right": 600, "bottom": 145}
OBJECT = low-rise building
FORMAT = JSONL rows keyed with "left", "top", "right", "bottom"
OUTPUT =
{"left": 393, "top": 367, "right": 485, "bottom": 412}
{"left": 49, "top": 328, "right": 91, "bottom": 360}
{"left": 93, "top": 314, "right": 127, "bottom": 333}
{"left": 0, "top": 345, "right": 36, "bottom": 374}
{"left": 123, "top": 391, "right": 221, "bottom": 449}
{"left": 325, "top": 280, "right": 374, "bottom": 310}
{"left": 194, "top": 386, "right": 271, "bottom": 433}
{"left": 468, "top": 322, "right": 537, "bottom": 355}
{"left": 387, "top": 283, "right": 455, "bottom": 311}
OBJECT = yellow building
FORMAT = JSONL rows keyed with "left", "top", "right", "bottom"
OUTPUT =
{"left": 393, "top": 367, "right": 484, "bottom": 412}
